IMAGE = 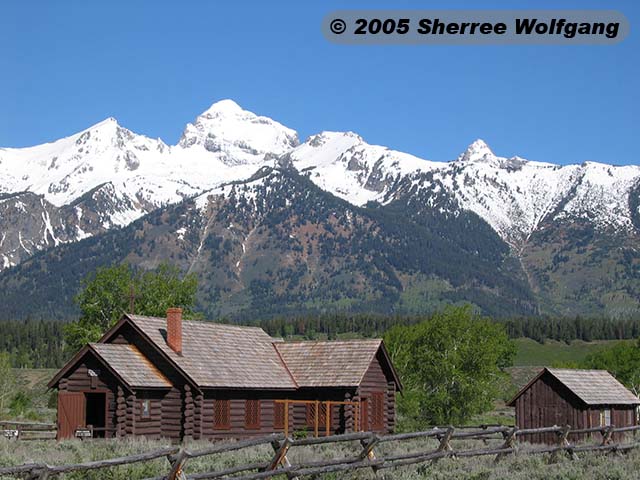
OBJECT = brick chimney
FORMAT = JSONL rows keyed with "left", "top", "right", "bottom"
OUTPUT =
{"left": 166, "top": 307, "right": 183, "bottom": 355}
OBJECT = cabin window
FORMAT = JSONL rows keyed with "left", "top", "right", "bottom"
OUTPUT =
{"left": 371, "top": 392, "right": 385, "bottom": 430}
{"left": 140, "top": 399, "right": 151, "bottom": 419}
{"left": 600, "top": 408, "right": 612, "bottom": 427}
{"left": 274, "top": 401, "right": 285, "bottom": 429}
{"left": 214, "top": 399, "right": 231, "bottom": 430}
{"left": 305, "top": 402, "right": 328, "bottom": 429}
{"left": 245, "top": 400, "right": 260, "bottom": 429}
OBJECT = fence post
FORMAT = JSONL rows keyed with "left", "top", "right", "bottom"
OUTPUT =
{"left": 268, "top": 437, "right": 298, "bottom": 480}
{"left": 494, "top": 426, "right": 518, "bottom": 463}
{"left": 358, "top": 433, "right": 380, "bottom": 474}
{"left": 601, "top": 425, "right": 614, "bottom": 446}
{"left": 554, "top": 425, "right": 577, "bottom": 461}
{"left": 433, "top": 426, "right": 455, "bottom": 463}
{"left": 167, "top": 449, "right": 188, "bottom": 480}
{"left": 27, "top": 467, "right": 50, "bottom": 480}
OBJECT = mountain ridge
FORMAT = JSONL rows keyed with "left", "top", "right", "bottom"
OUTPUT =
{"left": 1, "top": 100, "right": 638, "bottom": 319}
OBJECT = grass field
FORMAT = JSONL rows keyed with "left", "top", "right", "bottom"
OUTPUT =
{"left": 2, "top": 436, "right": 640, "bottom": 480}
{"left": 512, "top": 337, "right": 631, "bottom": 367}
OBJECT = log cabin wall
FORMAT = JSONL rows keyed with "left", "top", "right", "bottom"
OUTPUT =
{"left": 200, "top": 390, "right": 291, "bottom": 440}
{"left": 199, "top": 389, "right": 353, "bottom": 440}
{"left": 133, "top": 389, "right": 166, "bottom": 439}
{"left": 358, "top": 350, "right": 393, "bottom": 433}
{"left": 108, "top": 323, "right": 194, "bottom": 441}
{"left": 161, "top": 387, "right": 183, "bottom": 441}
{"left": 289, "top": 388, "right": 353, "bottom": 436}
{"left": 57, "top": 354, "right": 120, "bottom": 438}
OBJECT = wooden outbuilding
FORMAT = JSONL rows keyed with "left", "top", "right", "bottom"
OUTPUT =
{"left": 507, "top": 368, "right": 640, "bottom": 443}
{"left": 48, "top": 309, "right": 401, "bottom": 440}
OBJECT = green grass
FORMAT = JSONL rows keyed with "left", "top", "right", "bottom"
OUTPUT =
{"left": 513, "top": 337, "right": 631, "bottom": 367}
{"left": 0, "top": 369, "right": 57, "bottom": 423}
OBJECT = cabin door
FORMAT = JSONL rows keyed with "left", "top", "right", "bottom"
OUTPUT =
{"left": 57, "top": 392, "right": 85, "bottom": 440}
{"left": 85, "top": 392, "right": 107, "bottom": 438}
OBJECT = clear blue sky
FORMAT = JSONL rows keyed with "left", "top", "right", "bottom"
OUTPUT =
{"left": 1, "top": 0, "right": 638, "bottom": 165}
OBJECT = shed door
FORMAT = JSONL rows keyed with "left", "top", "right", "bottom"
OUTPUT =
{"left": 57, "top": 392, "right": 85, "bottom": 440}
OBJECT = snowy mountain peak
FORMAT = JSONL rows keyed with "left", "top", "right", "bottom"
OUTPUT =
{"left": 178, "top": 100, "right": 299, "bottom": 165}
{"left": 201, "top": 99, "right": 244, "bottom": 116}
{"left": 457, "top": 139, "right": 496, "bottom": 163}
{"left": 83, "top": 117, "right": 121, "bottom": 137}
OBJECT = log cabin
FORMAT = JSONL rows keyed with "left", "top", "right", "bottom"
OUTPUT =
{"left": 507, "top": 368, "right": 640, "bottom": 443}
{"left": 48, "top": 308, "right": 402, "bottom": 440}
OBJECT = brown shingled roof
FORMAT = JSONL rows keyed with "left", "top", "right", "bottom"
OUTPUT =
{"left": 275, "top": 339, "right": 383, "bottom": 387}
{"left": 127, "top": 315, "right": 297, "bottom": 389}
{"left": 508, "top": 368, "right": 640, "bottom": 406}
{"left": 90, "top": 343, "right": 171, "bottom": 388}
{"left": 548, "top": 368, "right": 640, "bottom": 405}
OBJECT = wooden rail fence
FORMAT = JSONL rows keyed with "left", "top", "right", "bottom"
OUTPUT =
{"left": 1, "top": 424, "right": 639, "bottom": 479}
{"left": 0, "top": 421, "right": 56, "bottom": 441}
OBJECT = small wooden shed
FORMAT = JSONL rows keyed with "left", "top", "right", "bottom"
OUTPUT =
{"left": 507, "top": 368, "right": 640, "bottom": 443}
{"left": 49, "top": 309, "right": 401, "bottom": 440}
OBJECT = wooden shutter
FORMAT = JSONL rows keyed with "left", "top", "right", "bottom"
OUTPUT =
{"left": 371, "top": 392, "right": 385, "bottom": 430}
{"left": 360, "top": 398, "right": 369, "bottom": 431}
{"left": 245, "top": 400, "right": 260, "bottom": 429}
{"left": 214, "top": 399, "right": 231, "bottom": 430}
{"left": 57, "top": 392, "right": 85, "bottom": 440}
{"left": 274, "top": 401, "right": 285, "bottom": 429}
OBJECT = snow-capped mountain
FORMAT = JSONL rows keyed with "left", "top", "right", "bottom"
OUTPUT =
{"left": 178, "top": 99, "right": 299, "bottom": 165}
{"left": 0, "top": 100, "right": 300, "bottom": 267}
{"left": 290, "top": 134, "right": 640, "bottom": 247}
{"left": 1, "top": 99, "right": 639, "bottom": 318}
{"left": 2, "top": 99, "right": 639, "bottom": 261}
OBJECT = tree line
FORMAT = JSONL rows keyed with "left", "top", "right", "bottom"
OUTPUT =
{"left": 2, "top": 311, "right": 640, "bottom": 369}
{"left": 0, "top": 319, "right": 65, "bottom": 368}
{"left": 3, "top": 261, "right": 640, "bottom": 427}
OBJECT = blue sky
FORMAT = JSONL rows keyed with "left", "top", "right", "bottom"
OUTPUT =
{"left": 1, "top": 0, "right": 638, "bottom": 165}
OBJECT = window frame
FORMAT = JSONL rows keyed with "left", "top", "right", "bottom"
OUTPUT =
{"left": 140, "top": 399, "right": 152, "bottom": 420}
{"left": 601, "top": 408, "right": 612, "bottom": 427}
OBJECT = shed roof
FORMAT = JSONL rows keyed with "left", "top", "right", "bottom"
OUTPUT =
{"left": 275, "top": 339, "right": 384, "bottom": 387}
{"left": 90, "top": 343, "right": 171, "bottom": 388}
{"left": 127, "top": 315, "right": 297, "bottom": 389}
{"left": 507, "top": 368, "right": 640, "bottom": 406}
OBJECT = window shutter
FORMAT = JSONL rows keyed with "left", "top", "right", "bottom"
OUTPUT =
{"left": 245, "top": 400, "right": 260, "bottom": 429}
{"left": 371, "top": 392, "right": 384, "bottom": 430}
{"left": 274, "top": 401, "right": 285, "bottom": 429}
{"left": 214, "top": 399, "right": 231, "bottom": 430}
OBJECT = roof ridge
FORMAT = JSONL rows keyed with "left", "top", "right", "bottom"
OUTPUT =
{"left": 129, "top": 314, "right": 269, "bottom": 332}
{"left": 273, "top": 343, "right": 299, "bottom": 388}
{"left": 282, "top": 338, "right": 383, "bottom": 345}
{"left": 548, "top": 367, "right": 611, "bottom": 372}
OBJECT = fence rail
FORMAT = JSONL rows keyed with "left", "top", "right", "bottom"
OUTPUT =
{"left": 0, "top": 421, "right": 56, "bottom": 441}
{"left": 1, "top": 424, "right": 639, "bottom": 479}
